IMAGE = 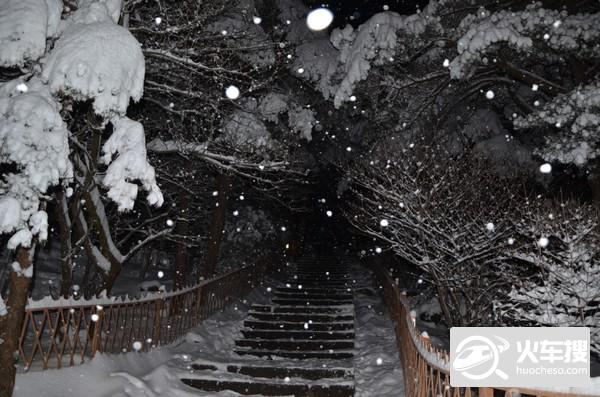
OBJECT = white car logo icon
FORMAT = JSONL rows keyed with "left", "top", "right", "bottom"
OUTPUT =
{"left": 453, "top": 335, "right": 509, "bottom": 380}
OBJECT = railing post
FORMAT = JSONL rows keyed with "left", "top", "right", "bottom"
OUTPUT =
{"left": 91, "top": 307, "right": 103, "bottom": 358}
{"left": 152, "top": 299, "right": 164, "bottom": 347}
{"left": 479, "top": 388, "right": 493, "bottom": 397}
{"left": 194, "top": 286, "right": 203, "bottom": 326}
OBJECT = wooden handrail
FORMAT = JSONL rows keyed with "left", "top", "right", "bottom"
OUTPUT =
{"left": 18, "top": 258, "right": 274, "bottom": 370}
{"left": 371, "top": 262, "right": 596, "bottom": 397}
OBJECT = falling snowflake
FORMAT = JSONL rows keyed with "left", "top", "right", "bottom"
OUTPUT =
{"left": 225, "top": 85, "right": 240, "bottom": 99}
{"left": 380, "top": 219, "right": 389, "bottom": 227}
{"left": 155, "top": 17, "right": 162, "bottom": 25}
{"left": 326, "top": 210, "right": 333, "bottom": 217}
{"left": 166, "top": 219, "right": 174, "bottom": 227}
{"left": 375, "top": 247, "right": 382, "bottom": 254}
{"left": 132, "top": 341, "right": 143, "bottom": 351}
{"left": 485, "top": 222, "right": 495, "bottom": 231}
{"left": 306, "top": 8, "right": 334, "bottom": 31}
{"left": 538, "top": 237, "right": 549, "bottom": 248}
{"left": 158, "top": 271, "right": 164, "bottom": 278}
{"left": 539, "top": 163, "right": 552, "bottom": 174}
{"left": 253, "top": 16, "right": 262, "bottom": 24}
{"left": 485, "top": 90, "right": 495, "bottom": 99}
{"left": 15, "top": 83, "right": 28, "bottom": 93}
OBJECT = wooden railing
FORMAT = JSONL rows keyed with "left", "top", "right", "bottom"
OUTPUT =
{"left": 371, "top": 263, "right": 595, "bottom": 397}
{"left": 18, "top": 259, "right": 273, "bottom": 370}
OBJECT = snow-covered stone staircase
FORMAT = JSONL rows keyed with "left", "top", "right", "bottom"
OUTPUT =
{"left": 181, "top": 257, "right": 356, "bottom": 396}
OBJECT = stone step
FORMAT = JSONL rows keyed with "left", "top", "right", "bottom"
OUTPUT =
{"left": 234, "top": 348, "right": 354, "bottom": 360}
{"left": 273, "top": 292, "right": 353, "bottom": 300}
{"left": 289, "top": 272, "right": 350, "bottom": 282}
{"left": 274, "top": 287, "right": 351, "bottom": 294}
{"left": 251, "top": 305, "right": 351, "bottom": 314}
{"left": 190, "top": 363, "right": 354, "bottom": 380}
{"left": 271, "top": 298, "right": 353, "bottom": 306}
{"left": 281, "top": 282, "right": 352, "bottom": 289}
{"left": 181, "top": 378, "right": 354, "bottom": 396}
{"left": 244, "top": 320, "right": 354, "bottom": 331}
{"left": 241, "top": 329, "right": 355, "bottom": 340}
{"left": 248, "top": 311, "right": 353, "bottom": 323}
{"left": 235, "top": 338, "right": 354, "bottom": 351}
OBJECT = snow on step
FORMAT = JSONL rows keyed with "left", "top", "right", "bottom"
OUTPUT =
{"left": 235, "top": 338, "right": 354, "bottom": 351}
{"left": 251, "top": 304, "right": 353, "bottom": 314}
{"left": 248, "top": 311, "right": 353, "bottom": 322}
{"left": 244, "top": 320, "right": 354, "bottom": 331}
{"left": 234, "top": 348, "right": 355, "bottom": 360}
{"left": 241, "top": 329, "right": 355, "bottom": 340}
{"left": 181, "top": 378, "right": 355, "bottom": 397}
{"left": 191, "top": 362, "right": 354, "bottom": 380}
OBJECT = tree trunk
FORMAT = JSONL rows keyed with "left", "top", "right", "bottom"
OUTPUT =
{"left": 55, "top": 190, "right": 73, "bottom": 297}
{"left": 203, "top": 174, "right": 231, "bottom": 277}
{"left": 0, "top": 246, "right": 34, "bottom": 397}
{"left": 174, "top": 191, "right": 191, "bottom": 290}
{"left": 588, "top": 161, "right": 600, "bottom": 209}
{"left": 83, "top": 189, "right": 123, "bottom": 294}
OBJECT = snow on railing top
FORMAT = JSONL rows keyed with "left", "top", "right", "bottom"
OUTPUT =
{"left": 25, "top": 265, "right": 249, "bottom": 310}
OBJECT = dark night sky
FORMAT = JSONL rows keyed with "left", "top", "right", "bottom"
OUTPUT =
{"left": 304, "top": 0, "right": 431, "bottom": 27}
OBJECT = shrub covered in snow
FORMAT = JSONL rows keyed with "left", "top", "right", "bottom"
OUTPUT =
{"left": 497, "top": 200, "right": 600, "bottom": 354}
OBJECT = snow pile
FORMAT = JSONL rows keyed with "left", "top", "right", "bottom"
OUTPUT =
{"left": 224, "top": 206, "right": 275, "bottom": 250}
{"left": 258, "top": 93, "right": 289, "bottom": 122}
{"left": 42, "top": 21, "right": 145, "bottom": 118}
{"left": 287, "top": 105, "right": 315, "bottom": 141}
{"left": 68, "top": 0, "right": 122, "bottom": 25}
{"left": 258, "top": 93, "right": 315, "bottom": 141}
{"left": 0, "top": 78, "right": 73, "bottom": 245}
{"left": 221, "top": 106, "right": 275, "bottom": 154}
{"left": 450, "top": 5, "right": 600, "bottom": 79}
{"left": 0, "top": 0, "right": 62, "bottom": 67}
{"left": 330, "top": 3, "right": 443, "bottom": 108}
{"left": 515, "top": 82, "right": 600, "bottom": 165}
{"left": 207, "top": 0, "right": 275, "bottom": 68}
{"left": 277, "top": 0, "right": 318, "bottom": 44}
{"left": 101, "top": 117, "right": 164, "bottom": 211}
{"left": 292, "top": 39, "right": 339, "bottom": 99}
